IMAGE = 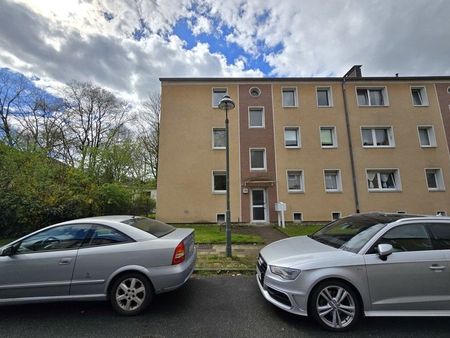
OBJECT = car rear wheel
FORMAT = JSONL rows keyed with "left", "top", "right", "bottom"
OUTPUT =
{"left": 110, "top": 272, "right": 153, "bottom": 316}
{"left": 309, "top": 280, "right": 361, "bottom": 331}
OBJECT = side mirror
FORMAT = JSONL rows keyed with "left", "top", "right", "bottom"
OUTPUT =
{"left": 0, "top": 242, "right": 19, "bottom": 256}
{"left": 377, "top": 243, "right": 393, "bottom": 261}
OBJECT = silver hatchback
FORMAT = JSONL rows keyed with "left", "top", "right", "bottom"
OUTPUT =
{"left": 0, "top": 216, "right": 196, "bottom": 315}
{"left": 257, "top": 212, "right": 450, "bottom": 331}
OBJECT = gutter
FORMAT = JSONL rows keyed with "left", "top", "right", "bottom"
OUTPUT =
{"left": 341, "top": 76, "right": 360, "bottom": 213}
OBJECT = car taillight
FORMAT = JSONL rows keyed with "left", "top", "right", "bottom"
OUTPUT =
{"left": 172, "top": 241, "right": 185, "bottom": 265}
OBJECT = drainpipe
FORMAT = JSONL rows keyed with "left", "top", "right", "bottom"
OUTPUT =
{"left": 341, "top": 76, "right": 360, "bottom": 213}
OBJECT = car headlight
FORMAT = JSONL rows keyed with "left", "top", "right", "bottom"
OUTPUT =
{"left": 269, "top": 265, "right": 301, "bottom": 280}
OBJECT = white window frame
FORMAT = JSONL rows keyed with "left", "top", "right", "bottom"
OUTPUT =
{"left": 286, "top": 170, "right": 304, "bottom": 193}
{"left": 366, "top": 168, "right": 402, "bottom": 192}
{"left": 331, "top": 212, "right": 341, "bottom": 220}
{"left": 320, "top": 126, "right": 338, "bottom": 148}
{"left": 425, "top": 168, "right": 445, "bottom": 191}
{"left": 410, "top": 86, "right": 429, "bottom": 106}
{"left": 356, "top": 86, "right": 389, "bottom": 107}
{"left": 323, "top": 169, "right": 342, "bottom": 192}
{"left": 249, "top": 148, "right": 267, "bottom": 171}
{"left": 316, "top": 86, "right": 333, "bottom": 107}
{"left": 212, "top": 87, "right": 228, "bottom": 108}
{"left": 417, "top": 125, "right": 437, "bottom": 148}
{"left": 212, "top": 170, "right": 226, "bottom": 194}
{"left": 281, "top": 87, "right": 298, "bottom": 107}
{"left": 360, "top": 126, "right": 395, "bottom": 148}
{"left": 292, "top": 212, "right": 303, "bottom": 223}
{"left": 248, "top": 107, "right": 265, "bottom": 128}
{"left": 212, "top": 128, "right": 226, "bottom": 149}
{"left": 284, "top": 126, "right": 301, "bottom": 148}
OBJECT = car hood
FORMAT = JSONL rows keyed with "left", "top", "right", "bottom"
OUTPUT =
{"left": 260, "top": 236, "right": 342, "bottom": 268}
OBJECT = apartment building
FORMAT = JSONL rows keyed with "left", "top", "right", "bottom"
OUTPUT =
{"left": 157, "top": 66, "right": 450, "bottom": 223}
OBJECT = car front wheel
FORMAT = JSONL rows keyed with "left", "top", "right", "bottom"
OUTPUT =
{"left": 309, "top": 280, "right": 361, "bottom": 331}
{"left": 110, "top": 272, "right": 153, "bottom": 315}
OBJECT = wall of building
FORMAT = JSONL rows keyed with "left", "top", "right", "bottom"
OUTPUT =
{"left": 157, "top": 78, "right": 450, "bottom": 224}
{"left": 157, "top": 83, "right": 242, "bottom": 223}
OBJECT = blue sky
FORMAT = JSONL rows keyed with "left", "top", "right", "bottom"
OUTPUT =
{"left": 0, "top": 0, "right": 449, "bottom": 103}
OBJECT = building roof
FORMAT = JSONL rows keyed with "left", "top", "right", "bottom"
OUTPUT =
{"left": 160, "top": 76, "right": 450, "bottom": 83}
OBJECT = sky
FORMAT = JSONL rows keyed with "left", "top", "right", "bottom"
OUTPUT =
{"left": 0, "top": 0, "right": 449, "bottom": 104}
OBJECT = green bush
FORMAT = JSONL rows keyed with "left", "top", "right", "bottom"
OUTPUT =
{"left": 0, "top": 144, "right": 156, "bottom": 238}
{"left": 93, "top": 183, "right": 132, "bottom": 215}
{"left": 130, "top": 193, "right": 156, "bottom": 216}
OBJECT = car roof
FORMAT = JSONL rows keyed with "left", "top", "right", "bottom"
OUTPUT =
{"left": 346, "top": 212, "right": 450, "bottom": 224}
{"left": 69, "top": 215, "right": 136, "bottom": 223}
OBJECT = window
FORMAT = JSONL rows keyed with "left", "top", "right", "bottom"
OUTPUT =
{"left": 284, "top": 127, "right": 300, "bottom": 148}
{"left": 248, "top": 108, "right": 264, "bottom": 128}
{"left": 411, "top": 87, "right": 428, "bottom": 106}
{"left": 317, "top": 87, "right": 332, "bottom": 107}
{"left": 250, "top": 149, "right": 266, "bottom": 170}
{"left": 425, "top": 169, "right": 445, "bottom": 191}
{"left": 332, "top": 212, "right": 341, "bottom": 220}
{"left": 293, "top": 212, "right": 303, "bottom": 223}
{"left": 213, "top": 171, "right": 226, "bottom": 193}
{"left": 324, "top": 170, "right": 342, "bottom": 192}
{"left": 437, "top": 211, "right": 447, "bottom": 216}
{"left": 83, "top": 224, "right": 132, "bottom": 247}
{"left": 212, "top": 128, "right": 226, "bottom": 149}
{"left": 357, "top": 88, "right": 387, "bottom": 106}
{"left": 216, "top": 213, "right": 225, "bottom": 224}
{"left": 17, "top": 224, "right": 91, "bottom": 254}
{"left": 366, "top": 169, "right": 401, "bottom": 191}
{"left": 418, "top": 126, "right": 436, "bottom": 147}
{"left": 249, "top": 87, "right": 261, "bottom": 97}
{"left": 282, "top": 87, "right": 297, "bottom": 107}
{"left": 287, "top": 170, "right": 304, "bottom": 192}
{"left": 376, "top": 224, "right": 432, "bottom": 252}
{"left": 429, "top": 223, "right": 450, "bottom": 249}
{"left": 212, "top": 88, "right": 227, "bottom": 107}
{"left": 320, "top": 126, "right": 337, "bottom": 148}
{"left": 361, "top": 127, "right": 394, "bottom": 147}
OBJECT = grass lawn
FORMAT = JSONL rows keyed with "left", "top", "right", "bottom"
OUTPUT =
{"left": 195, "top": 254, "right": 256, "bottom": 271}
{"left": 175, "top": 224, "right": 264, "bottom": 244}
{"left": 276, "top": 224, "right": 324, "bottom": 237}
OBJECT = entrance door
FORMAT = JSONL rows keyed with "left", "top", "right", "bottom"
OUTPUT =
{"left": 251, "top": 189, "right": 267, "bottom": 223}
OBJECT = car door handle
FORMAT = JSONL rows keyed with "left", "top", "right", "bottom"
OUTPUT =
{"left": 429, "top": 264, "right": 446, "bottom": 271}
{"left": 59, "top": 258, "right": 73, "bottom": 265}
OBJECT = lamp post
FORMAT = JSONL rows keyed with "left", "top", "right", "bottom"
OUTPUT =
{"left": 218, "top": 94, "right": 235, "bottom": 257}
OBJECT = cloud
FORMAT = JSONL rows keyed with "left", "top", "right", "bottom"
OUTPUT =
{"left": 0, "top": 0, "right": 262, "bottom": 103}
{"left": 1, "top": 0, "right": 449, "bottom": 106}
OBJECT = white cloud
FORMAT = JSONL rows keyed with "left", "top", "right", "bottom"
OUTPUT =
{"left": 1, "top": 0, "right": 449, "bottom": 107}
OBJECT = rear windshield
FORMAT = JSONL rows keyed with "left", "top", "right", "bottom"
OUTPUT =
{"left": 122, "top": 217, "right": 175, "bottom": 238}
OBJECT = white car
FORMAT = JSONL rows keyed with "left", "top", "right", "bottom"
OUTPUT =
{"left": 257, "top": 212, "right": 450, "bottom": 331}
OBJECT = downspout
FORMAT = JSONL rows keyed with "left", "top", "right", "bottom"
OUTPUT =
{"left": 341, "top": 78, "right": 360, "bottom": 213}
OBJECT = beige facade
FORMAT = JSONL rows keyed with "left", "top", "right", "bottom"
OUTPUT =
{"left": 157, "top": 68, "right": 450, "bottom": 223}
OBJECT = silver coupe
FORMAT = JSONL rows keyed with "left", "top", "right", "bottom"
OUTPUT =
{"left": 257, "top": 212, "right": 450, "bottom": 331}
{"left": 0, "top": 216, "right": 196, "bottom": 315}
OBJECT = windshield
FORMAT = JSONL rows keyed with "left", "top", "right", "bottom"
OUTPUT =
{"left": 310, "top": 215, "right": 389, "bottom": 253}
{"left": 122, "top": 217, "right": 175, "bottom": 238}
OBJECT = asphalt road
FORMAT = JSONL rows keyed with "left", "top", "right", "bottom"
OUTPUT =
{"left": 0, "top": 275, "right": 449, "bottom": 338}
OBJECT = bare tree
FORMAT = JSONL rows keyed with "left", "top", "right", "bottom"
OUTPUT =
{"left": 60, "top": 81, "right": 130, "bottom": 172}
{"left": 138, "top": 92, "right": 160, "bottom": 180}
{"left": 0, "top": 70, "right": 28, "bottom": 146}
{"left": 17, "top": 92, "right": 64, "bottom": 154}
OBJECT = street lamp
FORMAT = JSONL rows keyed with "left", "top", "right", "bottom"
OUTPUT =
{"left": 218, "top": 94, "right": 235, "bottom": 257}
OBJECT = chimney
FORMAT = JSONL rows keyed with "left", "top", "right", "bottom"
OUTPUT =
{"left": 343, "top": 65, "right": 362, "bottom": 78}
